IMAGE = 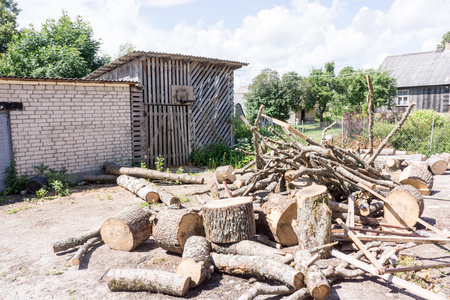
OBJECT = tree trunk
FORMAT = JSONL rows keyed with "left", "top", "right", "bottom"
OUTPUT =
{"left": 211, "top": 253, "right": 303, "bottom": 290}
{"left": 202, "top": 197, "right": 256, "bottom": 243}
{"left": 176, "top": 236, "right": 213, "bottom": 287}
{"left": 51, "top": 228, "right": 100, "bottom": 253}
{"left": 152, "top": 209, "right": 205, "bottom": 254}
{"left": 157, "top": 188, "right": 181, "bottom": 207}
{"left": 399, "top": 165, "right": 433, "bottom": 195}
{"left": 215, "top": 165, "right": 236, "bottom": 183}
{"left": 106, "top": 269, "right": 190, "bottom": 296}
{"left": 260, "top": 194, "right": 298, "bottom": 246}
{"left": 427, "top": 155, "right": 447, "bottom": 175}
{"left": 296, "top": 185, "right": 332, "bottom": 258}
{"left": 294, "top": 250, "right": 330, "bottom": 300}
{"left": 82, "top": 175, "right": 118, "bottom": 182}
{"left": 71, "top": 237, "right": 101, "bottom": 266}
{"left": 100, "top": 206, "right": 151, "bottom": 251}
{"left": 384, "top": 185, "right": 424, "bottom": 227}
{"left": 116, "top": 175, "right": 159, "bottom": 204}
{"left": 104, "top": 162, "right": 204, "bottom": 184}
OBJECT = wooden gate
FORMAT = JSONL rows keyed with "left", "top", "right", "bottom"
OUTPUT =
{"left": 0, "top": 112, "right": 12, "bottom": 191}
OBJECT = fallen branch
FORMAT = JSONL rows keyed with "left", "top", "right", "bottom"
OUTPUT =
{"left": 71, "top": 237, "right": 102, "bottom": 266}
{"left": 237, "top": 282, "right": 293, "bottom": 300}
{"left": 51, "top": 227, "right": 100, "bottom": 253}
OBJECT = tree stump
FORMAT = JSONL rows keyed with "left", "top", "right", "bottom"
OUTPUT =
{"left": 202, "top": 197, "right": 256, "bottom": 243}
{"left": 427, "top": 155, "right": 447, "bottom": 175}
{"left": 260, "top": 193, "right": 298, "bottom": 246}
{"left": 152, "top": 209, "right": 205, "bottom": 254}
{"left": 215, "top": 165, "right": 236, "bottom": 183}
{"left": 117, "top": 175, "right": 159, "bottom": 204}
{"left": 399, "top": 165, "right": 433, "bottom": 195}
{"left": 384, "top": 185, "right": 424, "bottom": 227}
{"left": 106, "top": 269, "right": 190, "bottom": 296}
{"left": 100, "top": 206, "right": 151, "bottom": 251}
{"left": 296, "top": 185, "right": 332, "bottom": 258}
{"left": 176, "top": 236, "right": 213, "bottom": 287}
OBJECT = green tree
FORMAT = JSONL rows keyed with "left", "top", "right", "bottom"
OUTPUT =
{"left": 0, "top": 10, "right": 110, "bottom": 78}
{"left": 116, "top": 41, "right": 136, "bottom": 59}
{"left": 0, "top": 0, "right": 20, "bottom": 53}
{"left": 245, "top": 69, "right": 311, "bottom": 122}
{"left": 437, "top": 31, "right": 450, "bottom": 50}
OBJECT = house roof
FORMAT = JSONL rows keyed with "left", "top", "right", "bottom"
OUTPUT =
{"left": 0, "top": 75, "right": 138, "bottom": 86}
{"left": 380, "top": 49, "right": 450, "bottom": 88}
{"left": 84, "top": 51, "right": 249, "bottom": 80}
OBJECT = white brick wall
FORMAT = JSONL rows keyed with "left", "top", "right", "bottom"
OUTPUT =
{"left": 2, "top": 81, "right": 133, "bottom": 176}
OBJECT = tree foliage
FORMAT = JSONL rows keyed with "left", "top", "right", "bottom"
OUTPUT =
{"left": 0, "top": 0, "right": 20, "bottom": 53}
{"left": 245, "top": 69, "right": 311, "bottom": 122}
{"left": 437, "top": 31, "right": 450, "bottom": 50}
{"left": 0, "top": 11, "right": 110, "bottom": 78}
{"left": 116, "top": 41, "right": 136, "bottom": 59}
{"left": 307, "top": 61, "right": 336, "bottom": 125}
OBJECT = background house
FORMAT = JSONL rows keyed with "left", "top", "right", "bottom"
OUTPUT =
{"left": 379, "top": 42, "right": 450, "bottom": 113}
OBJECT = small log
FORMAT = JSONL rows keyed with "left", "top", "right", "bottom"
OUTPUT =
{"left": 71, "top": 237, "right": 101, "bottom": 266}
{"left": 215, "top": 165, "right": 236, "bottom": 183}
{"left": 384, "top": 185, "right": 424, "bottom": 227}
{"left": 82, "top": 174, "right": 118, "bottom": 182}
{"left": 427, "top": 155, "right": 447, "bottom": 175}
{"left": 355, "top": 197, "right": 370, "bottom": 217}
{"left": 211, "top": 253, "right": 303, "bottom": 289}
{"left": 152, "top": 209, "right": 205, "bottom": 254}
{"left": 436, "top": 152, "right": 450, "bottom": 169}
{"left": 157, "top": 188, "right": 181, "bottom": 207}
{"left": 296, "top": 185, "right": 332, "bottom": 258}
{"left": 106, "top": 269, "right": 190, "bottom": 296}
{"left": 100, "top": 206, "right": 151, "bottom": 251}
{"left": 104, "top": 162, "right": 204, "bottom": 184}
{"left": 51, "top": 227, "right": 100, "bottom": 253}
{"left": 116, "top": 175, "right": 159, "bottom": 204}
{"left": 256, "top": 235, "right": 282, "bottom": 249}
{"left": 238, "top": 282, "right": 293, "bottom": 300}
{"left": 176, "top": 236, "right": 213, "bottom": 287}
{"left": 399, "top": 165, "right": 433, "bottom": 195}
{"left": 385, "top": 158, "right": 404, "bottom": 172}
{"left": 202, "top": 197, "right": 255, "bottom": 243}
{"left": 294, "top": 249, "right": 330, "bottom": 300}
{"left": 260, "top": 193, "right": 298, "bottom": 246}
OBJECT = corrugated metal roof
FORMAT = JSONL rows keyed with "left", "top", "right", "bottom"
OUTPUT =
{"left": 380, "top": 50, "right": 450, "bottom": 88}
{"left": 0, "top": 75, "right": 138, "bottom": 84}
{"left": 84, "top": 51, "right": 249, "bottom": 80}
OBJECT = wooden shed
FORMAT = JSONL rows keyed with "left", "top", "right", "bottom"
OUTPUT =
{"left": 84, "top": 51, "right": 248, "bottom": 168}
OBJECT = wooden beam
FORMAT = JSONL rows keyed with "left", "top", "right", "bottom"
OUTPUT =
{"left": 332, "top": 234, "right": 450, "bottom": 244}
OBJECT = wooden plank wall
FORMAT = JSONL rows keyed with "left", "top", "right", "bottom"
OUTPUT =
{"left": 130, "top": 86, "right": 147, "bottom": 163}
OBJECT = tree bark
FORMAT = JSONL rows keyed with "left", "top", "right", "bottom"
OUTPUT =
{"left": 385, "top": 158, "right": 404, "bottom": 172}
{"left": 82, "top": 175, "right": 118, "bottom": 182}
{"left": 296, "top": 185, "right": 332, "bottom": 258}
{"left": 436, "top": 153, "right": 450, "bottom": 169}
{"left": 202, "top": 197, "right": 255, "bottom": 243}
{"left": 215, "top": 165, "right": 236, "bottom": 183}
{"left": 157, "top": 188, "right": 181, "bottom": 207}
{"left": 116, "top": 175, "right": 159, "bottom": 204}
{"left": 152, "top": 209, "right": 204, "bottom": 254}
{"left": 106, "top": 268, "right": 190, "bottom": 296}
{"left": 100, "top": 206, "right": 151, "bottom": 251}
{"left": 176, "top": 236, "right": 213, "bottom": 287}
{"left": 384, "top": 184, "right": 424, "bottom": 227}
{"left": 71, "top": 237, "right": 101, "bottom": 266}
{"left": 399, "top": 165, "right": 433, "bottom": 195}
{"left": 294, "top": 250, "right": 330, "bottom": 300}
{"left": 427, "top": 155, "right": 447, "bottom": 175}
{"left": 51, "top": 227, "right": 100, "bottom": 253}
{"left": 104, "top": 162, "right": 204, "bottom": 184}
{"left": 238, "top": 283, "right": 293, "bottom": 300}
{"left": 260, "top": 193, "right": 298, "bottom": 246}
{"left": 211, "top": 253, "right": 304, "bottom": 290}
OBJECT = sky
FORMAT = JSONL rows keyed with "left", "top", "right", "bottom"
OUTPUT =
{"left": 15, "top": 0, "right": 450, "bottom": 87}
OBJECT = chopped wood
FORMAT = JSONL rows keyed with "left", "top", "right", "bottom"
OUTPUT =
{"left": 346, "top": 194, "right": 355, "bottom": 227}
{"left": 116, "top": 175, "right": 159, "bottom": 204}
{"left": 215, "top": 165, "right": 236, "bottom": 183}
{"left": 82, "top": 175, "right": 118, "bottom": 182}
{"left": 237, "top": 282, "right": 293, "bottom": 300}
{"left": 384, "top": 185, "right": 424, "bottom": 227}
{"left": 211, "top": 253, "right": 304, "bottom": 289}
{"left": 71, "top": 237, "right": 101, "bottom": 266}
{"left": 399, "top": 165, "right": 433, "bottom": 195}
{"left": 106, "top": 268, "right": 190, "bottom": 296}
{"left": 100, "top": 206, "right": 151, "bottom": 251}
{"left": 385, "top": 158, "right": 404, "bottom": 172}
{"left": 51, "top": 227, "right": 100, "bottom": 253}
{"left": 156, "top": 188, "right": 181, "bottom": 207}
{"left": 427, "top": 155, "right": 447, "bottom": 175}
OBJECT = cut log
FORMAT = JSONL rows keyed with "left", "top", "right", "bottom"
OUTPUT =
{"left": 294, "top": 250, "right": 330, "bottom": 300}
{"left": 157, "top": 188, "right": 181, "bottom": 207}
{"left": 215, "top": 165, "right": 236, "bottom": 183}
{"left": 385, "top": 158, "right": 404, "bottom": 172}
{"left": 71, "top": 237, "right": 101, "bottom": 266}
{"left": 152, "top": 209, "right": 204, "bottom": 254}
{"left": 211, "top": 253, "right": 303, "bottom": 289}
{"left": 100, "top": 206, "right": 151, "bottom": 251}
{"left": 202, "top": 197, "right": 256, "bottom": 243}
{"left": 436, "top": 153, "right": 450, "bottom": 169}
{"left": 51, "top": 227, "right": 100, "bottom": 253}
{"left": 116, "top": 175, "right": 159, "bottom": 204}
{"left": 260, "top": 193, "right": 298, "bottom": 246}
{"left": 399, "top": 165, "right": 433, "bottom": 195}
{"left": 296, "top": 185, "right": 332, "bottom": 258}
{"left": 104, "top": 162, "right": 204, "bottom": 184}
{"left": 384, "top": 185, "right": 424, "bottom": 227}
{"left": 362, "top": 148, "right": 396, "bottom": 156}
{"left": 176, "top": 236, "right": 213, "bottom": 287}
{"left": 427, "top": 155, "right": 447, "bottom": 175}
{"left": 106, "top": 268, "right": 190, "bottom": 296}
{"left": 82, "top": 174, "right": 118, "bottom": 182}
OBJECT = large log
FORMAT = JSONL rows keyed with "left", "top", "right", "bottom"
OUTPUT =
{"left": 104, "top": 162, "right": 204, "bottom": 184}
{"left": 176, "top": 236, "right": 213, "bottom": 287}
{"left": 106, "top": 269, "right": 190, "bottom": 296}
{"left": 202, "top": 197, "right": 256, "bottom": 243}
{"left": 427, "top": 155, "right": 447, "bottom": 175}
{"left": 116, "top": 175, "right": 159, "bottom": 204}
{"left": 384, "top": 185, "right": 424, "bottom": 227}
{"left": 399, "top": 165, "right": 433, "bottom": 195}
{"left": 296, "top": 185, "right": 332, "bottom": 258}
{"left": 100, "top": 206, "right": 151, "bottom": 251}
{"left": 51, "top": 227, "right": 100, "bottom": 253}
{"left": 211, "top": 253, "right": 303, "bottom": 290}
{"left": 294, "top": 249, "right": 330, "bottom": 300}
{"left": 260, "top": 193, "right": 298, "bottom": 246}
{"left": 152, "top": 209, "right": 204, "bottom": 254}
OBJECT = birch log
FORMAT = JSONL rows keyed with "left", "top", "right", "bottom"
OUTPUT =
{"left": 116, "top": 175, "right": 159, "bottom": 204}
{"left": 71, "top": 237, "right": 101, "bottom": 266}
{"left": 51, "top": 227, "right": 100, "bottom": 253}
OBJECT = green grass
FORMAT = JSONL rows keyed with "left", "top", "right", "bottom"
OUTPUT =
{"left": 292, "top": 123, "right": 342, "bottom": 143}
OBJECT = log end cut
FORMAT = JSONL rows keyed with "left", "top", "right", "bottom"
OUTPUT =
{"left": 384, "top": 184, "right": 424, "bottom": 227}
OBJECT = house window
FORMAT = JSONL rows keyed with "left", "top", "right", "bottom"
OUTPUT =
{"left": 397, "top": 90, "right": 409, "bottom": 106}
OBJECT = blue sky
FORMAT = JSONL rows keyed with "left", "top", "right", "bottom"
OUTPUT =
{"left": 15, "top": 0, "right": 450, "bottom": 87}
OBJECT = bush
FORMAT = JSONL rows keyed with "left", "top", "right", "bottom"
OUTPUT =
{"left": 189, "top": 142, "right": 253, "bottom": 169}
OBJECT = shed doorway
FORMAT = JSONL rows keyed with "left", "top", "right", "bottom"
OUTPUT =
{"left": 0, "top": 111, "right": 12, "bottom": 191}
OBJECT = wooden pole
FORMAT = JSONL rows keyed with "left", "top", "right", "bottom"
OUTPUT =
{"left": 366, "top": 75, "right": 375, "bottom": 156}
{"left": 383, "top": 262, "right": 450, "bottom": 274}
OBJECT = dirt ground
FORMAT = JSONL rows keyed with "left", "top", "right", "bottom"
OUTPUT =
{"left": 1, "top": 168, "right": 450, "bottom": 300}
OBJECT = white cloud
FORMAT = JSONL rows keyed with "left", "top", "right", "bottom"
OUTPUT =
{"left": 143, "top": 0, "right": 196, "bottom": 7}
